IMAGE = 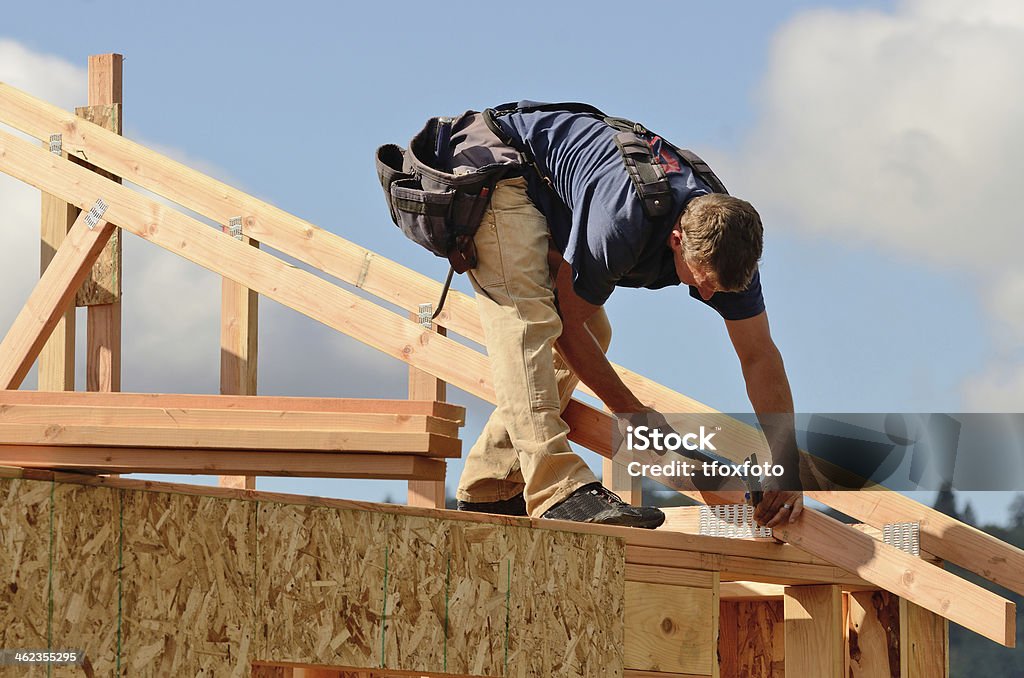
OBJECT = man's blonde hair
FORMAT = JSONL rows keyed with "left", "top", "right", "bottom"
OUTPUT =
{"left": 679, "top": 194, "right": 763, "bottom": 291}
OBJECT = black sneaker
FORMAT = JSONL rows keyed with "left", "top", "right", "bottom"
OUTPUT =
{"left": 457, "top": 492, "right": 528, "bottom": 516}
{"left": 541, "top": 482, "right": 665, "bottom": 529}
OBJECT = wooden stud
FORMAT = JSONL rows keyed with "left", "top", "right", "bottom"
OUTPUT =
{"left": 219, "top": 224, "right": 259, "bottom": 490}
{"left": 37, "top": 178, "right": 78, "bottom": 391}
{"left": 846, "top": 590, "right": 900, "bottom": 678}
{"left": 83, "top": 54, "right": 123, "bottom": 395}
{"left": 407, "top": 311, "right": 447, "bottom": 509}
{"left": 900, "top": 598, "right": 948, "bottom": 678}
{"left": 624, "top": 580, "right": 717, "bottom": 675}
{"left": 784, "top": 584, "right": 843, "bottom": 678}
{"left": 0, "top": 211, "right": 113, "bottom": 389}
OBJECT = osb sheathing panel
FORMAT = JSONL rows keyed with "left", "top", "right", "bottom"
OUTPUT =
{"left": 120, "top": 490, "right": 256, "bottom": 677}
{"left": 0, "top": 477, "right": 624, "bottom": 678}
{"left": 259, "top": 506, "right": 625, "bottom": 678}
{"left": 0, "top": 480, "right": 119, "bottom": 678}
{"left": 0, "top": 479, "right": 52, "bottom": 677}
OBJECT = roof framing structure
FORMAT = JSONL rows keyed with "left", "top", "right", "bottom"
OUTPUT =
{"left": 0, "top": 63, "right": 1019, "bottom": 672}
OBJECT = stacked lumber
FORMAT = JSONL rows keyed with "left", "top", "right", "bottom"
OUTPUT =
{"left": 0, "top": 390, "right": 463, "bottom": 479}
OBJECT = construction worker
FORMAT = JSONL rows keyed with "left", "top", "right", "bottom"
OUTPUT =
{"left": 436, "top": 102, "right": 804, "bottom": 529}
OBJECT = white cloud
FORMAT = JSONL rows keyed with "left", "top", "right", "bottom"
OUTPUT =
{"left": 0, "top": 39, "right": 84, "bottom": 109}
{"left": 725, "top": 0, "right": 1024, "bottom": 409}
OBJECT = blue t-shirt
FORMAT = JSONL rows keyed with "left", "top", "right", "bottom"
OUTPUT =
{"left": 491, "top": 102, "right": 765, "bottom": 321}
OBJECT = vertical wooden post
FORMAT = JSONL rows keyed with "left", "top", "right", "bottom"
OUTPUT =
{"left": 37, "top": 194, "right": 77, "bottom": 390}
{"left": 81, "top": 54, "right": 123, "bottom": 394}
{"left": 407, "top": 308, "right": 447, "bottom": 509}
{"left": 900, "top": 599, "right": 948, "bottom": 678}
{"left": 218, "top": 222, "right": 259, "bottom": 490}
{"left": 846, "top": 590, "right": 900, "bottom": 677}
{"left": 784, "top": 584, "right": 843, "bottom": 678}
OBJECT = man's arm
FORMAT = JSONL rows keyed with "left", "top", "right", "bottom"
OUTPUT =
{"left": 724, "top": 311, "right": 804, "bottom": 526}
{"left": 550, "top": 257, "right": 645, "bottom": 414}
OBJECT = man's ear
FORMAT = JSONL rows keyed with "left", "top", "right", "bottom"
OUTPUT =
{"left": 667, "top": 228, "right": 684, "bottom": 252}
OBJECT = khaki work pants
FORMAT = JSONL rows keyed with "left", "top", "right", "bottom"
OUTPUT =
{"left": 456, "top": 177, "right": 610, "bottom": 516}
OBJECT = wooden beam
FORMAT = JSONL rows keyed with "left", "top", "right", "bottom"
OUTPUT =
{"left": 83, "top": 54, "right": 123, "bottom": 394}
{"left": 0, "top": 423, "right": 460, "bottom": 456}
{"left": 0, "top": 447, "right": 444, "bottom": 479}
{"left": 0, "top": 404, "right": 459, "bottom": 436}
{"left": 772, "top": 507, "right": 1015, "bottom": 647}
{"left": 814, "top": 489, "right": 1024, "bottom": 598}
{"left": 407, "top": 311, "right": 446, "bottom": 509}
{"left": 719, "top": 582, "right": 785, "bottom": 601}
{"left": 0, "top": 211, "right": 113, "bottom": 389}
{"left": 784, "top": 585, "right": 844, "bottom": 678}
{"left": 0, "top": 390, "right": 465, "bottom": 421}
{"left": 37, "top": 183, "right": 78, "bottom": 391}
{"left": 625, "top": 545, "right": 872, "bottom": 588}
{"left": 219, "top": 224, "right": 260, "bottom": 490}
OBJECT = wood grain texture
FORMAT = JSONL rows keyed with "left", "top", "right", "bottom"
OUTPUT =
{"left": 0, "top": 390, "right": 465, "bottom": 422}
{"left": 846, "top": 590, "right": 899, "bottom": 678}
{"left": 624, "top": 581, "right": 716, "bottom": 675}
{"left": 900, "top": 598, "right": 948, "bottom": 678}
{"left": 773, "top": 508, "right": 1014, "bottom": 647}
{"left": 0, "top": 423, "right": 460, "bottom": 456}
{"left": 0, "top": 447, "right": 446, "bottom": 479}
{"left": 37, "top": 189, "right": 77, "bottom": 391}
{"left": 407, "top": 314, "right": 447, "bottom": 509}
{"left": 0, "top": 475, "right": 624, "bottom": 677}
{"left": 784, "top": 585, "right": 843, "bottom": 678}
{"left": 82, "top": 54, "right": 123, "bottom": 396}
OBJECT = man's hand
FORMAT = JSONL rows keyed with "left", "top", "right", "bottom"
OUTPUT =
{"left": 754, "top": 489, "right": 804, "bottom": 527}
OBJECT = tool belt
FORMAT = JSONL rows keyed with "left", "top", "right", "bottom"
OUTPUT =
{"left": 375, "top": 114, "right": 523, "bottom": 275}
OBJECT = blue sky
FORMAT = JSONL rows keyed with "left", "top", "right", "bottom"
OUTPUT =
{"left": 1, "top": 0, "right": 1021, "bottom": 523}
